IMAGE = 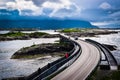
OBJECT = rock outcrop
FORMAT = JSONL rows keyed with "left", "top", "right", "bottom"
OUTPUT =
{"left": 0, "top": 32, "right": 59, "bottom": 41}
{"left": 103, "top": 44, "right": 117, "bottom": 51}
{"left": 11, "top": 42, "right": 73, "bottom": 59}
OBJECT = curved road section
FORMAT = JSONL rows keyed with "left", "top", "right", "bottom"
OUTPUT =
{"left": 52, "top": 35, "right": 100, "bottom": 80}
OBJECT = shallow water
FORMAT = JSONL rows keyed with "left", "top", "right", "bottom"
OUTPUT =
{"left": 0, "top": 31, "right": 9, "bottom": 34}
{"left": 0, "top": 38, "right": 60, "bottom": 79}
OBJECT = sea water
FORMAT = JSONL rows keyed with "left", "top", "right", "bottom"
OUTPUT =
{"left": 0, "top": 38, "right": 59, "bottom": 79}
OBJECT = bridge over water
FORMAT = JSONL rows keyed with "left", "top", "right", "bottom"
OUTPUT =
{"left": 25, "top": 34, "right": 118, "bottom": 80}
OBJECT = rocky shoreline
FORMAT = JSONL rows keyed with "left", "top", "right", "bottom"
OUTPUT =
{"left": 0, "top": 29, "right": 119, "bottom": 41}
{"left": 0, "top": 31, "right": 59, "bottom": 41}
{"left": 64, "top": 29, "right": 118, "bottom": 37}
{"left": 11, "top": 41, "right": 116, "bottom": 59}
{"left": 11, "top": 42, "right": 74, "bottom": 59}
{"left": 8, "top": 29, "right": 118, "bottom": 59}
{"left": 102, "top": 44, "right": 117, "bottom": 51}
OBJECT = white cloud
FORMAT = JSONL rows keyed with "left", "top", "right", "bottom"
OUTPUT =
{"left": 42, "top": 0, "right": 72, "bottom": 11}
{"left": 1, "top": 0, "right": 81, "bottom": 18}
{"left": 6, "top": 2, "right": 16, "bottom": 10}
{"left": 91, "top": 21, "right": 120, "bottom": 27}
{"left": 91, "top": 22, "right": 112, "bottom": 26}
{"left": 42, "top": 0, "right": 80, "bottom": 18}
{"left": 6, "top": 0, "right": 42, "bottom": 16}
{"left": 0, "top": 1, "right": 4, "bottom": 5}
{"left": 99, "top": 2, "right": 112, "bottom": 10}
{"left": 0, "top": 0, "right": 7, "bottom": 9}
{"left": 0, "top": 0, "right": 14, "bottom": 8}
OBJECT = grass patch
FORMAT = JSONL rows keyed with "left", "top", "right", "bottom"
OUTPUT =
{"left": 11, "top": 41, "right": 72, "bottom": 59}
{"left": 0, "top": 31, "right": 26, "bottom": 37}
{"left": 20, "top": 44, "right": 37, "bottom": 51}
{"left": 0, "top": 31, "right": 48, "bottom": 37}
{"left": 61, "top": 28, "right": 81, "bottom": 33}
{"left": 60, "top": 28, "right": 89, "bottom": 33}
{"left": 29, "top": 32, "right": 48, "bottom": 37}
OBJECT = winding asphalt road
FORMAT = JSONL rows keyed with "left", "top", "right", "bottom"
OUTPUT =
{"left": 52, "top": 35, "right": 100, "bottom": 80}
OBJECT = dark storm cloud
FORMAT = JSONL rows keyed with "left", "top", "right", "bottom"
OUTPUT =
{"left": 0, "top": 0, "right": 120, "bottom": 22}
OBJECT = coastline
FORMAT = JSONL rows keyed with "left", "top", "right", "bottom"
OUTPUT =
{"left": 0, "top": 29, "right": 120, "bottom": 79}
{"left": 0, "top": 31, "right": 59, "bottom": 41}
{"left": 0, "top": 29, "right": 119, "bottom": 41}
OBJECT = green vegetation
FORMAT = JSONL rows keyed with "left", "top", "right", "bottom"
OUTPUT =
{"left": 87, "top": 69, "right": 120, "bottom": 80}
{"left": 29, "top": 32, "right": 48, "bottom": 37}
{"left": 60, "top": 28, "right": 89, "bottom": 33}
{"left": 11, "top": 41, "right": 73, "bottom": 59}
{"left": 61, "top": 28, "right": 81, "bottom": 33}
{"left": 101, "top": 71, "right": 120, "bottom": 80}
{"left": 54, "top": 42, "right": 68, "bottom": 46}
{"left": 0, "top": 31, "right": 48, "bottom": 37}
{"left": 21, "top": 44, "right": 37, "bottom": 50}
{"left": 0, "top": 31, "right": 26, "bottom": 37}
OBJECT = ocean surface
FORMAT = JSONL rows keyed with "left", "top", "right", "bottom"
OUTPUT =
{"left": 0, "top": 37, "right": 59, "bottom": 79}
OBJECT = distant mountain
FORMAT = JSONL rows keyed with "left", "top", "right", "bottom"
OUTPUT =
{"left": 0, "top": 19, "right": 98, "bottom": 30}
{"left": 0, "top": 9, "right": 98, "bottom": 29}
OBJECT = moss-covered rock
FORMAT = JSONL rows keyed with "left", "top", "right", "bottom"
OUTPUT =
{"left": 11, "top": 42, "right": 73, "bottom": 59}
{"left": 0, "top": 31, "right": 59, "bottom": 41}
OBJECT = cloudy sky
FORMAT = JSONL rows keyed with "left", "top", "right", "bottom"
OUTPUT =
{"left": 0, "top": 0, "right": 120, "bottom": 22}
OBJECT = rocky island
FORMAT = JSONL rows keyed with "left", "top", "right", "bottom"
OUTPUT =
{"left": 2, "top": 28, "right": 117, "bottom": 59}
{"left": 11, "top": 41, "right": 74, "bottom": 59}
{"left": 60, "top": 28, "right": 118, "bottom": 37}
{"left": 0, "top": 31, "right": 59, "bottom": 41}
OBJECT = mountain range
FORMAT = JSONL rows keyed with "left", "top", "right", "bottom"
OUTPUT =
{"left": 0, "top": 9, "right": 98, "bottom": 30}
{"left": 0, "top": 19, "right": 98, "bottom": 30}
